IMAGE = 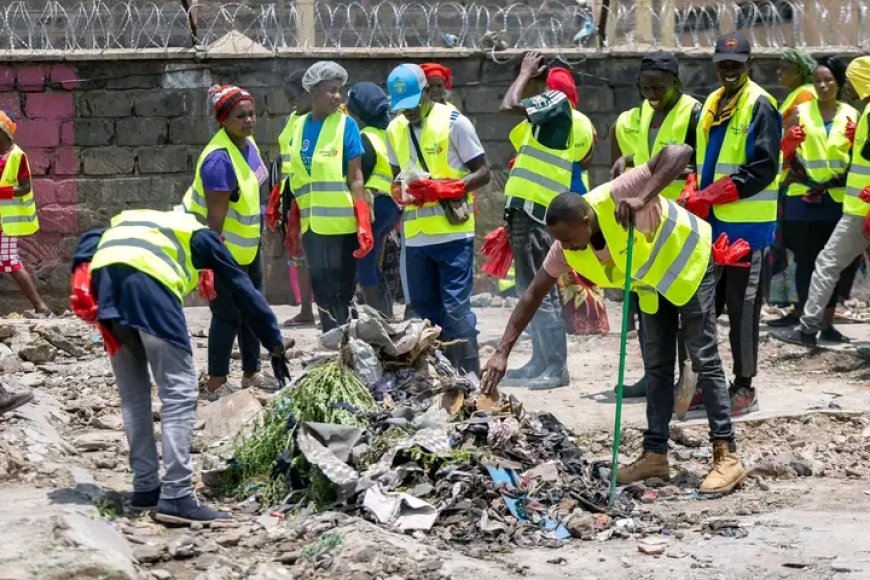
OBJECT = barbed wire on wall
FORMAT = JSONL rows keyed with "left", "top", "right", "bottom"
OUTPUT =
{"left": 0, "top": 1, "right": 867, "bottom": 53}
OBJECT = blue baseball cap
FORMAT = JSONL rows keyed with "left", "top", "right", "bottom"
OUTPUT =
{"left": 387, "top": 64, "right": 428, "bottom": 112}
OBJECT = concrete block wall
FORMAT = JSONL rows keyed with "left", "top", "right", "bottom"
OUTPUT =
{"left": 0, "top": 53, "right": 854, "bottom": 311}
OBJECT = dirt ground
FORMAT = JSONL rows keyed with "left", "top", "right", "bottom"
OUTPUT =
{"left": 1, "top": 304, "right": 869, "bottom": 579}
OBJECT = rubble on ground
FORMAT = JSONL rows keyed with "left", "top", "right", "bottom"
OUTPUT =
{"left": 214, "top": 307, "right": 644, "bottom": 547}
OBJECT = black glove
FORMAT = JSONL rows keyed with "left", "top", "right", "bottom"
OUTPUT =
{"left": 270, "top": 344, "right": 292, "bottom": 389}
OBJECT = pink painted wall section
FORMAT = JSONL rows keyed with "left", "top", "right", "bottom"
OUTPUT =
{"left": 0, "top": 64, "right": 79, "bottom": 284}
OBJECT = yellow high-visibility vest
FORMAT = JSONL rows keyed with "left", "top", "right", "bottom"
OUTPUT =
{"left": 361, "top": 126, "right": 394, "bottom": 195}
{"left": 503, "top": 110, "right": 595, "bottom": 207}
{"left": 780, "top": 84, "right": 816, "bottom": 117}
{"left": 182, "top": 129, "right": 262, "bottom": 266}
{"left": 614, "top": 107, "right": 641, "bottom": 155}
{"left": 289, "top": 112, "right": 356, "bottom": 235}
{"left": 386, "top": 103, "right": 473, "bottom": 245}
{"left": 634, "top": 94, "right": 700, "bottom": 200}
{"left": 696, "top": 81, "right": 779, "bottom": 223}
{"left": 0, "top": 145, "right": 39, "bottom": 236}
{"left": 561, "top": 183, "right": 712, "bottom": 314}
{"left": 788, "top": 100, "right": 857, "bottom": 202}
{"left": 843, "top": 103, "right": 870, "bottom": 218}
{"left": 90, "top": 209, "right": 207, "bottom": 303}
{"left": 277, "top": 112, "right": 299, "bottom": 183}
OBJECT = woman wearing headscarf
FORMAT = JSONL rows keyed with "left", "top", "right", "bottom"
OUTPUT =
{"left": 345, "top": 82, "right": 400, "bottom": 317}
{"left": 183, "top": 85, "right": 272, "bottom": 400}
{"left": 284, "top": 61, "right": 372, "bottom": 332}
{"left": 773, "top": 56, "right": 870, "bottom": 348}
{"left": 778, "top": 48, "right": 817, "bottom": 125}
{"left": 421, "top": 63, "right": 458, "bottom": 111}
{"left": 772, "top": 56, "right": 859, "bottom": 339}
{"left": 0, "top": 111, "right": 50, "bottom": 316}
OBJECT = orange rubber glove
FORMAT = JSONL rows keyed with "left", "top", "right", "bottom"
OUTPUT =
{"left": 780, "top": 125, "right": 806, "bottom": 161}
{"left": 845, "top": 117, "right": 856, "bottom": 145}
{"left": 69, "top": 263, "right": 98, "bottom": 323}
{"left": 0, "top": 186, "right": 14, "bottom": 200}
{"left": 859, "top": 186, "right": 870, "bottom": 238}
{"left": 284, "top": 199, "right": 303, "bottom": 258}
{"left": 712, "top": 233, "right": 751, "bottom": 268}
{"left": 198, "top": 269, "right": 217, "bottom": 301}
{"left": 353, "top": 199, "right": 373, "bottom": 259}
{"left": 265, "top": 182, "right": 282, "bottom": 232}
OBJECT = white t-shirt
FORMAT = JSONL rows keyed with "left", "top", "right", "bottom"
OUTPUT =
{"left": 386, "top": 113, "right": 486, "bottom": 174}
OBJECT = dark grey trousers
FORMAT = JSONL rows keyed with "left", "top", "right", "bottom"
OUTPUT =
{"left": 303, "top": 231, "right": 358, "bottom": 332}
{"left": 715, "top": 249, "right": 764, "bottom": 380}
{"left": 641, "top": 262, "right": 734, "bottom": 451}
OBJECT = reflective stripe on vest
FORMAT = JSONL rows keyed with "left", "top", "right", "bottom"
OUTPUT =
{"left": 183, "top": 129, "right": 262, "bottom": 265}
{"left": 843, "top": 104, "right": 870, "bottom": 217}
{"left": 636, "top": 94, "right": 700, "bottom": 200}
{"left": 361, "top": 126, "right": 394, "bottom": 194}
{"left": 788, "top": 100, "right": 857, "bottom": 203}
{"left": 90, "top": 209, "right": 207, "bottom": 302}
{"left": 561, "top": 184, "right": 712, "bottom": 314}
{"left": 387, "top": 102, "right": 474, "bottom": 244}
{"left": 0, "top": 145, "right": 39, "bottom": 236}
{"left": 504, "top": 110, "right": 595, "bottom": 207}
{"left": 277, "top": 112, "right": 298, "bottom": 182}
{"left": 696, "top": 81, "right": 779, "bottom": 223}
{"left": 289, "top": 112, "right": 355, "bottom": 235}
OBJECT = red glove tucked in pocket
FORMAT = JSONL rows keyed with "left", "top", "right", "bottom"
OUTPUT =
{"left": 69, "top": 263, "right": 98, "bottom": 323}
{"left": 198, "top": 269, "right": 217, "bottom": 301}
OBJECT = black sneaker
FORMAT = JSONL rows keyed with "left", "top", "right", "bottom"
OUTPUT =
{"left": 614, "top": 376, "right": 647, "bottom": 398}
{"left": 772, "top": 327, "right": 817, "bottom": 348}
{"left": 153, "top": 493, "right": 232, "bottom": 525}
{"left": 767, "top": 312, "right": 800, "bottom": 327}
{"left": 820, "top": 326, "right": 851, "bottom": 344}
{"left": 130, "top": 487, "right": 160, "bottom": 509}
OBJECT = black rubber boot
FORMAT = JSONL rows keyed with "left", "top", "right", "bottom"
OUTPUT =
{"left": 443, "top": 336, "right": 480, "bottom": 377}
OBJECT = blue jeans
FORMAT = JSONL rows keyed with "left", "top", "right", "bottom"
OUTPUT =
{"left": 406, "top": 238, "right": 476, "bottom": 340}
{"left": 357, "top": 195, "right": 400, "bottom": 287}
{"left": 208, "top": 247, "right": 263, "bottom": 377}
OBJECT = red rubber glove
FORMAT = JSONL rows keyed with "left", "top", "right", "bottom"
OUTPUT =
{"left": 353, "top": 199, "right": 373, "bottom": 259}
{"left": 0, "top": 186, "right": 14, "bottom": 200}
{"left": 845, "top": 117, "right": 856, "bottom": 145}
{"left": 198, "top": 269, "right": 217, "bottom": 301}
{"left": 678, "top": 173, "right": 712, "bottom": 220}
{"left": 712, "top": 233, "right": 751, "bottom": 268}
{"left": 407, "top": 179, "right": 467, "bottom": 202}
{"left": 265, "top": 182, "right": 282, "bottom": 232}
{"left": 780, "top": 125, "right": 806, "bottom": 161}
{"left": 284, "top": 200, "right": 303, "bottom": 258}
{"left": 98, "top": 322, "right": 121, "bottom": 357}
{"left": 507, "top": 156, "right": 517, "bottom": 170}
{"left": 860, "top": 186, "right": 870, "bottom": 238}
{"left": 69, "top": 263, "right": 98, "bottom": 323}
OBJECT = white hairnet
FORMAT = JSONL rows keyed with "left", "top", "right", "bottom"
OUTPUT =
{"left": 302, "top": 61, "right": 349, "bottom": 93}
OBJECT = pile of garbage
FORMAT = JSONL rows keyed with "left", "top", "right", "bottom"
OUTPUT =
{"left": 220, "top": 307, "right": 641, "bottom": 546}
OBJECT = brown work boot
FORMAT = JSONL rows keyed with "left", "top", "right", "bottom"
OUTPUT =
{"left": 699, "top": 440, "right": 747, "bottom": 494}
{"left": 616, "top": 450, "right": 669, "bottom": 485}
{"left": 0, "top": 379, "right": 33, "bottom": 415}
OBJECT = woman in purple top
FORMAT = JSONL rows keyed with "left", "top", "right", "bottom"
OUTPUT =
{"left": 197, "top": 85, "right": 276, "bottom": 401}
